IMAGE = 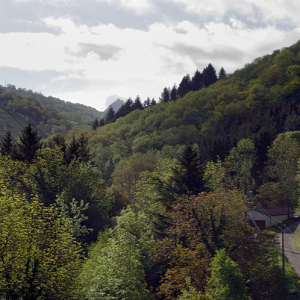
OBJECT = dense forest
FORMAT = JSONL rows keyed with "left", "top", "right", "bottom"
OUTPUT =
{"left": 5, "top": 84, "right": 105, "bottom": 125}
{"left": 0, "top": 85, "right": 105, "bottom": 139}
{"left": 2, "top": 40, "right": 300, "bottom": 299}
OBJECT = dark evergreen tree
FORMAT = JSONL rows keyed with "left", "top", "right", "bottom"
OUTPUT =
{"left": 124, "top": 98, "right": 134, "bottom": 115}
{"left": 65, "top": 135, "right": 79, "bottom": 164}
{"left": 143, "top": 97, "right": 151, "bottom": 108}
{"left": 151, "top": 98, "right": 157, "bottom": 106}
{"left": 202, "top": 63, "right": 218, "bottom": 87}
{"left": 51, "top": 133, "right": 67, "bottom": 153}
{"left": 105, "top": 105, "right": 115, "bottom": 124}
{"left": 171, "top": 145, "right": 205, "bottom": 195}
{"left": 133, "top": 96, "right": 143, "bottom": 110}
{"left": 177, "top": 74, "right": 192, "bottom": 97}
{"left": 114, "top": 105, "right": 126, "bottom": 119}
{"left": 16, "top": 123, "right": 42, "bottom": 162}
{"left": 160, "top": 87, "right": 170, "bottom": 103}
{"left": 191, "top": 70, "right": 203, "bottom": 91}
{"left": 170, "top": 84, "right": 177, "bottom": 101}
{"left": 218, "top": 66, "right": 227, "bottom": 79}
{"left": 0, "top": 130, "right": 14, "bottom": 157}
{"left": 77, "top": 133, "right": 91, "bottom": 162}
{"left": 99, "top": 118, "right": 105, "bottom": 127}
{"left": 92, "top": 118, "right": 99, "bottom": 130}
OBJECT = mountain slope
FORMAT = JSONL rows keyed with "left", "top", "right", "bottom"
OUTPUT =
{"left": 0, "top": 86, "right": 90, "bottom": 139}
{"left": 4, "top": 85, "right": 105, "bottom": 124}
{"left": 64, "top": 40, "right": 300, "bottom": 183}
{"left": 104, "top": 99, "right": 124, "bottom": 114}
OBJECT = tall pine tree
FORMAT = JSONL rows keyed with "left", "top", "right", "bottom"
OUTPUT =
{"left": 177, "top": 75, "right": 192, "bottom": 97}
{"left": 0, "top": 130, "right": 14, "bottom": 157}
{"left": 170, "top": 84, "right": 177, "bottom": 101}
{"left": 218, "top": 67, "right": 227, "bottom": 79}
{"left": 191, "top": 70, "right": 203, "bottom": 91}
{"left": 202, "top": 63, "right": 218, "bottom": 87}
{"left": 160, "top": 87, "right": 171, "bottom": 103}
{"left": 172, "top": 145, "right": 205, "bottom": 195}
{"left": 105, "top": 106, "right": 115, "bottom": 124}
{"left": 133, "top": 96, "right": 143, "bottom": 110}
{"left": 16, "top": 123, "right": 42, "bottom": 162}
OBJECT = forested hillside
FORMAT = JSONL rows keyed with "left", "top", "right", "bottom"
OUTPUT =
{"left": 5, "top": 84, "right": 105, "bottom": 125}
{"left": 2, "top": 40, "right": 300, "bottom": 299}
{"left": 0, "top": 86, "right": 93, "bottom": 139}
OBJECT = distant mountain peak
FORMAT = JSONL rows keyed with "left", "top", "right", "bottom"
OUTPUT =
{"left": 105, "top": 99, "right": 124, "bottom": 113}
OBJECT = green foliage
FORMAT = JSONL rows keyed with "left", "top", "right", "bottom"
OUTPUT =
{"left": 259, "top": 134, "right": 300, "bottom": 209}
{"left": 225, "top": 138, "right": 256, "bottom": 194}
{"left": 5, "top": 84, "right": 104, "bottom": 123}
{"left": 0, "top": 85, "right": 91, "bottom": 139}
{"left": 15, "top": 123, "right": 42, "bottom": 162}
{"left": 135, "top": 157, "right": 178, "bottom": 210}
{"left": 206, "top": 249, "right": 250, "bottom": 300}
{"left": 3, "top": 39, "right": 300, "bottom": 300}
{"left": 152, "top": 189, "right": 283, "bottom": 299}
{"left": 80, "top": 207, "right": 156, "bottom": 300}
{"left": 179, "top": 277, "right": 206, "bottom": 300}
{"left": 0, "top": 130, "right": 14, "bottom": 156}
{"left": 0, "top": 185, "right": 83, "bottom": 299}
{"left": 204, "top": 157, "right": 226, "bottom": 190}
{"left": 171, "top": 145, "right": 205, "bottom": 195}
{"left": 0, "top": 147, "right": 113, "bottom": 244}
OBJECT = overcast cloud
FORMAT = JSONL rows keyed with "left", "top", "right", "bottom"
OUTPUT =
{"left": 1, "top": 0, "right": 300, "bottom": 111}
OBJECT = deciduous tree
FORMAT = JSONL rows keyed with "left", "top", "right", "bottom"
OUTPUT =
{"left": 0, "top": 185, "right": 83, "bottom": 299}
{"left": 206, "top": 249, "right": 250, "bottom": 300}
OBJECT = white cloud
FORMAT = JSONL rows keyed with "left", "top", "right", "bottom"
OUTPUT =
{"left": 14, "top": 0, "right": 71, "bottom": 4}
{"left": 96, "top": 0, "right": 153, "bottom": 14}
{"left": 166, "top": 0, "right": 300, "bottom": 26}
{"left": 1, "top": 15, "right": 300, "bottom": 111}
{"left": 247, "top": 0, "right": 300, "bottom": 25}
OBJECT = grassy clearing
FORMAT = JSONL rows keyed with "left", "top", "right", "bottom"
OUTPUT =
{"left": 295, "top": 230, "right": 300, "bottom": 253}
{"left": 283, "top": 256, "right": 300, "bottom": 299}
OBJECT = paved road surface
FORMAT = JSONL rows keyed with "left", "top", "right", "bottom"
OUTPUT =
{"left": 278, "top": 221, "right": 300, "bottom": 278}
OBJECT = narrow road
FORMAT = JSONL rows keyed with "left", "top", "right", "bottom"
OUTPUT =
{"left": 278, "top": 221, "right": 300, "bottom": 278}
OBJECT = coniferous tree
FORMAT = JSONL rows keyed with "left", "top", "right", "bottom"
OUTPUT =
{"left": 99, "top": 118, "right": 105, "bottom": 127}
{"left": 65, "top": 135, "right": 79, "bottom": 164}
{"left": 16, "top": 123, "right": 42, "bottom": 162}
{"left": 191, "top": 70, "right": 203, "bottom": 91}
{"left": 105, "top": 105, "right": 115, "bottom": 124}
{"left": 0, "top": 130, "right": 14, "bottom": 157}
{"left": 172, "top": 145, "right": 205, "bottom": 195}
{"left": 150, "top": 98, "right": 157, "bottom": 106}
{"left": 92, "top": 118, "right": 99, "bottom": 130}
{"left": 202, "top": 63, "right": 218, "bottom": 87}
{"left": 124, "top": 98, "right": 134, "bottom": 115}
{"left": 170, "top": 84, "right": 177, "bottom": 101}
{"left": 143, "top": 97, "right": 151, "bottom": 108}
{"left": 177, "top": 75, "right": 192, "bottom": 97}
{"left": 218, "top": 67, "right": 227, "bottom": 79}
{"left": 133, "top": 96, "right": 143, "bottom": 110}
{"left": 77, "top": 134, "right": 91, "bottom": 163}
{"left": 160, "top": 87, "right": 171, "bottom": 103}
{"left": 51, "top": 133, "right": 67, "bottom": 154}
{"left": 115, "top": 105, "right": 126, "bottom": 119}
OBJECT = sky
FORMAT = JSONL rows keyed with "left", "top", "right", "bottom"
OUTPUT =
{"left": 1, "top": 0, "right": 300, "bottom": 111}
